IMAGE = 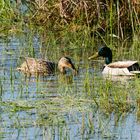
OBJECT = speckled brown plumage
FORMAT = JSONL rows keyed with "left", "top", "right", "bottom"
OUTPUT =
{"left": 17, "top": 57, "right": 77, "bottom": 75}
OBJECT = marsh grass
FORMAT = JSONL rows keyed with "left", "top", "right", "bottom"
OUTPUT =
{"left": 0, "top": 74, "right": 137, "bottom": 124}
{"left": 0, "top": 0, "right": 140, "bottom": 139}
{"left": 0, "top": 26, "right": 139, "bottom": 114}
{"left": 0, "top": 67, "right": 139, "bottom": 139}
{"left": 0, "top": 0, "right": 139, "bottom": 48}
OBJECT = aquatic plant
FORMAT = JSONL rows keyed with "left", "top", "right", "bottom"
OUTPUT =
{"left": 0, "top": 0, "right": 139, "bottom": 41}
{"left": 0, "top": 1, "right": 140, "bottom": 139}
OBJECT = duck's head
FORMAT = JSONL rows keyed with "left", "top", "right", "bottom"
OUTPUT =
{"left": 58, "top": 57, "right": 78, "bottom": 75}
{"left": 88, "top": 46, "right": 112, "bottom": 64}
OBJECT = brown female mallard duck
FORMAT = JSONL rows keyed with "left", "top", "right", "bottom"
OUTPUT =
{"left": 17, "top": 57, "right": 77, "bottom": 75}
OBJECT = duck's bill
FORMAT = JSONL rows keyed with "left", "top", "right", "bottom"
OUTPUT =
{"left": 88, "top": 52, "right": 99, "bottom": 60}
{"left": 71, "top": 64, "right": 78, "bottom": 75}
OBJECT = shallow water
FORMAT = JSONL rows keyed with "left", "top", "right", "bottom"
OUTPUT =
{"left": 0, "top": 36, "right": 140, "bottom": 140}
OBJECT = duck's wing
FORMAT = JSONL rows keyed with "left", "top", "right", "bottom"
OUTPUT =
{"left": 102, "top": 61, "right": 140, "bottom": 76}
{"left": 17, "top": 57, "right": 37, "bottom": 72}
{"left": 107, "top": 61, "right": 138, "bottom": 68}
{"left": 17, "top": 57, "right": 56, "bottom": 74}
{"left": 38, "top": 59, "right": 56, "bottom": 74}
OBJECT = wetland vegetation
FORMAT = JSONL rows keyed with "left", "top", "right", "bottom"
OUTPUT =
{"left": 0, "top": 0, "right": 140, "bottom": 139}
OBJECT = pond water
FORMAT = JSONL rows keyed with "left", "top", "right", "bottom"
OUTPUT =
{"left": 0, "top": 36, "right": 140, "bottom": 140}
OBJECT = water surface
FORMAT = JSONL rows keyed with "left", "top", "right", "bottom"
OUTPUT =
{"left": 0, "top": 36, "right": 140, "bottom": 140}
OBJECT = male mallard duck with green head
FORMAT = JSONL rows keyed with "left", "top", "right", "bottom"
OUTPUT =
{"left": 88, "top": 46, "right": 140, "bottom": 76}
{"left": 17, "top": 57, "right": 77, "bottom": 75}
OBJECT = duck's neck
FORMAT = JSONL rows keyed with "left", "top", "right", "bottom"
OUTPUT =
{"left": 105, "top": 57, "right": 112, "bottom": 65}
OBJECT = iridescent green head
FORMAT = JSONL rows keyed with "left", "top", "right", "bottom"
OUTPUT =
{"left": 88, "top": 46, "right": 112, "bottom": 64}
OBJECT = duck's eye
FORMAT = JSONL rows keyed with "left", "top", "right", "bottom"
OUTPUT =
{"left": 100, "top": 49, "right": 103, "bottom": 53}
{"left": 99, "top": 48, "right": 104, "bottom": 55}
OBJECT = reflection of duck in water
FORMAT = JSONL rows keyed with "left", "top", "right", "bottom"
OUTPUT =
{"left": 17, "top": 57, "right": 77, "bottom": 75}
{"left": 88, "top": 46, "right": 140, "bottom": 76}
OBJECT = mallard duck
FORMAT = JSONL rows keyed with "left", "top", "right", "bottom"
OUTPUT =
{"left": 17, "top": 57, "right": 77, "bottom": 75}
{"left": 88, "top": 46, "right": 140, "bottom": 76}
